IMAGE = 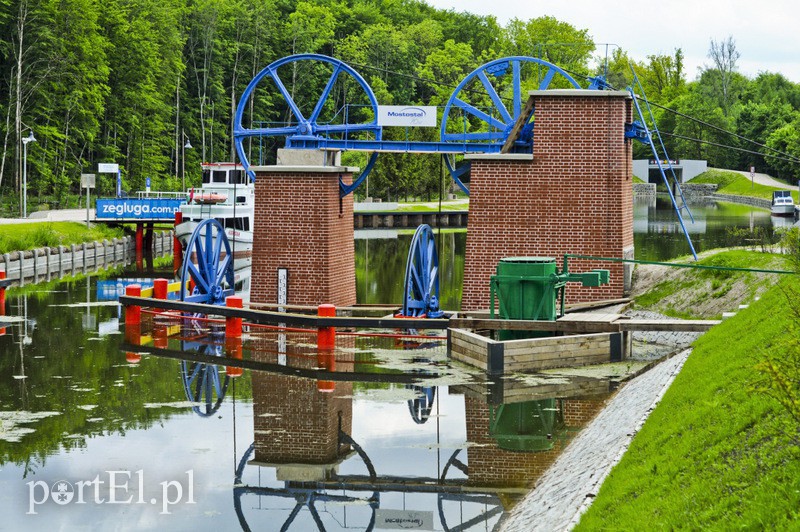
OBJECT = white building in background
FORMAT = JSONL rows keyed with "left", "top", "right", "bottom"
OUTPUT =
{"left": 633, "top": 159, "right": 707, "bottom": 184}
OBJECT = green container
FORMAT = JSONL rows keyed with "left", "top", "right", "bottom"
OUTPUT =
{"left": 493, "top": 257, "right": 558, "bottom": 340}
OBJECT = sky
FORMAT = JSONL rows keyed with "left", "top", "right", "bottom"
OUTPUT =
{"left": 425, "top": 0, "right": 800, "bottom": 83}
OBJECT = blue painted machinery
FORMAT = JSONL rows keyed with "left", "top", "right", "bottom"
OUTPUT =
{"left": 231, "top": 53, "right": 698, "bottom": 287}
{"left": 179, "top": 219, "right": 235, "bottom": 305}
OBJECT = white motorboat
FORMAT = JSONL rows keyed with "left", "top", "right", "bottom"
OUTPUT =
{"left": 175, "top": 162, "right": 255, "bottom": 272}
{"left": 771, "top": 190, "right": 795, "bottom": 217}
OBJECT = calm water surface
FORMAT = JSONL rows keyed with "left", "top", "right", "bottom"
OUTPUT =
{"left": 0, "top": 198, "right": 784, "bottom": 529}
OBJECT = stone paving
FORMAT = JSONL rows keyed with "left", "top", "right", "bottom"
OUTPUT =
{"left": 499, "top": 349, "right": 690, "bottom": 532}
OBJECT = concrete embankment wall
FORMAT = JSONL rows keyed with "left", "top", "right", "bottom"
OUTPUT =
{"left": 0, "top": 231, "right": 173, "bottom": 285}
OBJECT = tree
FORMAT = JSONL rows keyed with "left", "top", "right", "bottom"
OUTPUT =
{"left": 706, "top": 36, "right": 741, "bottom": 115}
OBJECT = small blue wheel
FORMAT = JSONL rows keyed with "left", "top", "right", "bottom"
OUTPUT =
{"left": 401, "top": 224, "right": 443, "bottom": 318}
{"left": 181, "top": 359, "right": 229, "bottom": 417}
{"left": 180, "top": 219, "right": 235, "bottom": 305}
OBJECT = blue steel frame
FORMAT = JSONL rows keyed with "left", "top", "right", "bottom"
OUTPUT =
{"left": 401, "top": 224, "right": 444, "bottom": 318}
{"left": 233, "top": 54, "right": 586, "bottom": 197}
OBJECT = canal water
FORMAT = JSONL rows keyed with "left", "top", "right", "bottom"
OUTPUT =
{"left": 0, "top": 198, "right": 786, "bottom": 530}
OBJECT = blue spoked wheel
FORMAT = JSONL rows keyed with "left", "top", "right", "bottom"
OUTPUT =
{"left": 180, "top": 219, "right": 235, "bottom": 305}
{"left": 401, "top": 224, "right": 443, "bottom": 318}
{"left": 233, "top": 53, "right": 381, "bottom": 196}
{"left": 440, "top": 56, "right": 582, "bottom": 194}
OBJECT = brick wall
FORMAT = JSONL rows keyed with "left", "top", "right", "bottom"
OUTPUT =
{"left": 251, "top": 170, "right": 357, "bottom": 307}
{"left": 251, "top": 331, "right": 355, "bottom": 464}
{"left": 462, "top": 91, "right": 634, "bottom": 311}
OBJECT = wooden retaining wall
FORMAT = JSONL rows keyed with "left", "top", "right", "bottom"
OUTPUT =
{"left": 448, "top": 328, "right": 625, "bottom": 375}
{"left": 354, "top": 211, "right": 467, "bottom": 229}
{"left": 0, "top": 231, "right": 173, "bottom": 285}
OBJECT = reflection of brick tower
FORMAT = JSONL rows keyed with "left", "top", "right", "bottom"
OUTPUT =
{"left": 463, "top": 396, "right": 605, "bottom": 493}
{"left": 250, "top": 331, "right": 355, "bottom": 476}
{"left": 462, "top": 90, "right": 634, "bottom": 311}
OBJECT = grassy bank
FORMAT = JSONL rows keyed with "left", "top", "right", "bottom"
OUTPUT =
{"left": 0, "top": 222, "right": 124, "bottom": 254}
{"left": 691, "top": 168, "right": 798, "bottom": 201}
{"left": 576, "top": 270, "right": 800, "bottom": 529}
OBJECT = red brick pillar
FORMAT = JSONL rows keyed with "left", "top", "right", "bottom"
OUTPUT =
{"left": 461, "top": 90, "right": 634, "bottom": 311}
{"left": 250, "top": 166, "right": 356, "bottom": 307}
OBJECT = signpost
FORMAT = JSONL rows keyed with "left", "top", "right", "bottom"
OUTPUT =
{"left": 750, "top": 166, "right": 755, "bottom": 189}
{"left": 98, "top": 163, "right": 121, "bottom": 197}
{"left": 81, "top": 173, "right": 96, "bottom": 228}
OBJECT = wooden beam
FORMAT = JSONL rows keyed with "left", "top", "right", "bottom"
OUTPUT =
{"left": 616, "top": 319, "right": 720, "bottom": 332}
{"left": 449, "top": 317, "right": 620, "bottom": 333}
{"left": 500, "top": 96, "right": 535, "bottom": 153}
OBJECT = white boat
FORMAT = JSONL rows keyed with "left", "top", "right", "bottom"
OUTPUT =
{"left": 175, "top": 162, "right": 254, "bottom": 272}
{"left": 771, "top": 190, "right": 795, "bottom": 216}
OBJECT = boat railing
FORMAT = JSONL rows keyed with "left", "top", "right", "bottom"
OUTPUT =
{"left": 134, "top": 190, "right": 187, "bottom": 200}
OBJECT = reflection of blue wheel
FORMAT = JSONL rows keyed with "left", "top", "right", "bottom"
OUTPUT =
{"left": 180, "top": 340, "right": 230, "bottom": 417}
{"left": 401, "top": 225, "right": 443, "bottom": 318}
{"left": 440, "top": 56, "right": 582, "bottom": 194}
{"left": 180, "top": 219, "right": 235, "bottom": 305}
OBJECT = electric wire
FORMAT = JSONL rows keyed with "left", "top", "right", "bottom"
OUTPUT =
{"left": 659, "top": 131, "right": 800, "bottom": 164}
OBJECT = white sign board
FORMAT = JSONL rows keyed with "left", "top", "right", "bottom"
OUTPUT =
{"left": 80, "top": 173, "right": 96, "bottom": 188}
{"left": 98, "top": 163, "right": 119, "bottom": 173}
{"left": 377, "top": 106, "right": 437, "bottom": 127}
{"left": 750, "top": 166, "right": 755, "bottom": 178}
{"left": 375, "top": 509, "right": 433, "bottom": 530}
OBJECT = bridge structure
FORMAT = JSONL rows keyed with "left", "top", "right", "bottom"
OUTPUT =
{"left": 229, "top": 53, "right": 694, "bottom": 311}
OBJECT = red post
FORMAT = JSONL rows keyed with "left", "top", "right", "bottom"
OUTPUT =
{"left": 125, "top": 352, "right": 142, "bottom": 364}
{"left": 0, "top": 271, "right": 6, "bottom": 337}
{"left": 317, "top": 304, "right": 336, "bottom": 350}
{"left": 153, "top": 278, "right": 168, "bottom": 300}
{"left": 135, "top": 222, "right": 144, "bottom": 270}
{"left": 317, "top": 304, "right": 336, "bottom": 392}
{"left": 225, "top": 336, "right": 243, "bottom": 378}
{"left": 173, "top": 211, "right": 183, "bottom": 273}
{"left": 153, "top": 325, "right": 168, "bottom": 349}
{"left": 226, "top": 296, "right": 243, "bottom": 338}
{"left": 0, "top": 270, "right": 6, "bottom": 315}
{"left": 316, "top": 351, "right": 336, "bottom": 393}
{"left": 125, "top": 284, "right": 142, "bottom": 325}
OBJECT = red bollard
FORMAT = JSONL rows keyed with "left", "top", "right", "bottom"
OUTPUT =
{"left": 0, "top": 271, "right": 5, "bottom": 337}
{"left": 153, "top": 325, "right": 168, "bottom": 349}
{"left": 153, "top": 278, "right": 168, "bottom": 300}
{"left": 173, "top": 211, "right": 183, "bottom": 273}
{"left": 317, "top": 304, "right": 336, "bottom": 350}
{"left": 316, "top": 351, "right": 336, "bottom": 393}
{"left": 125, "top": 284, "right": 142, "bottom": 325}
{"left": 0, "top": 270, "right": 6, "bottom": 313}
{"left": 225, "top": 336, "right": 243, "bottom": 378}
{"left": 317, "top": 304, "right": 336, "bottom": 392}
{"left": 226, "top": 296, "right": 243, "bottom": 338}
{"left": 126, "top": 352, "right": 142, "bottom": 364}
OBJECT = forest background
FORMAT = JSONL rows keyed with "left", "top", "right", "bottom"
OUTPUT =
{"left": 3, "top": 0, "right": 800, "bottom": 214}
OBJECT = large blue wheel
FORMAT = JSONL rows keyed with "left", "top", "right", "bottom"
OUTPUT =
{"left": 401, "top": 224, "right": 443, "bottom": 318}
{"left": 181, "top": 359, "right": 229, "bottom": 417}
{"left": 180, "top": 219, "right": 235, "bottom": 305}
{"left": 233, "top": 54, "right": 381, "bottom": 195}
{"left": 440, "top": 57, "right": 582, "bottom": 194}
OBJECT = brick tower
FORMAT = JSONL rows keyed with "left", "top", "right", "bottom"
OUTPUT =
{"left": 461, "top": 90, "right": 634, "bottom": 311}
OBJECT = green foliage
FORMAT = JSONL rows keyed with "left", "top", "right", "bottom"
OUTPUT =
{"left": 577, "top": 276, "right": 800, "bottom": 529}
{"left": 691, "top": 168, "right": 798, "bottom": 200}
{"left": 2, "top": 4, "right": 800, "bottom": 202}
{"left": 0, "top": 222, "right": 124, "bottom": 254}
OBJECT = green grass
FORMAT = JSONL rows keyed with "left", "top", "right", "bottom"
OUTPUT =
{"left": 0, "top": 222, "right": 124, "bottom": 254}
{"left": 632, "top": 174, "right": 645, "bottom": 184}
{"left": 576, "top": 275, "right": 800, "bottom": 529}
{"left": 691, "top": 169, "right": 798, "bottom": 201}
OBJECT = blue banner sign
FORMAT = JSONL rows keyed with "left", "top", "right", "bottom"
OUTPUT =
{"left": 96, "top": 198, "right": 184, "bottom": 220}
